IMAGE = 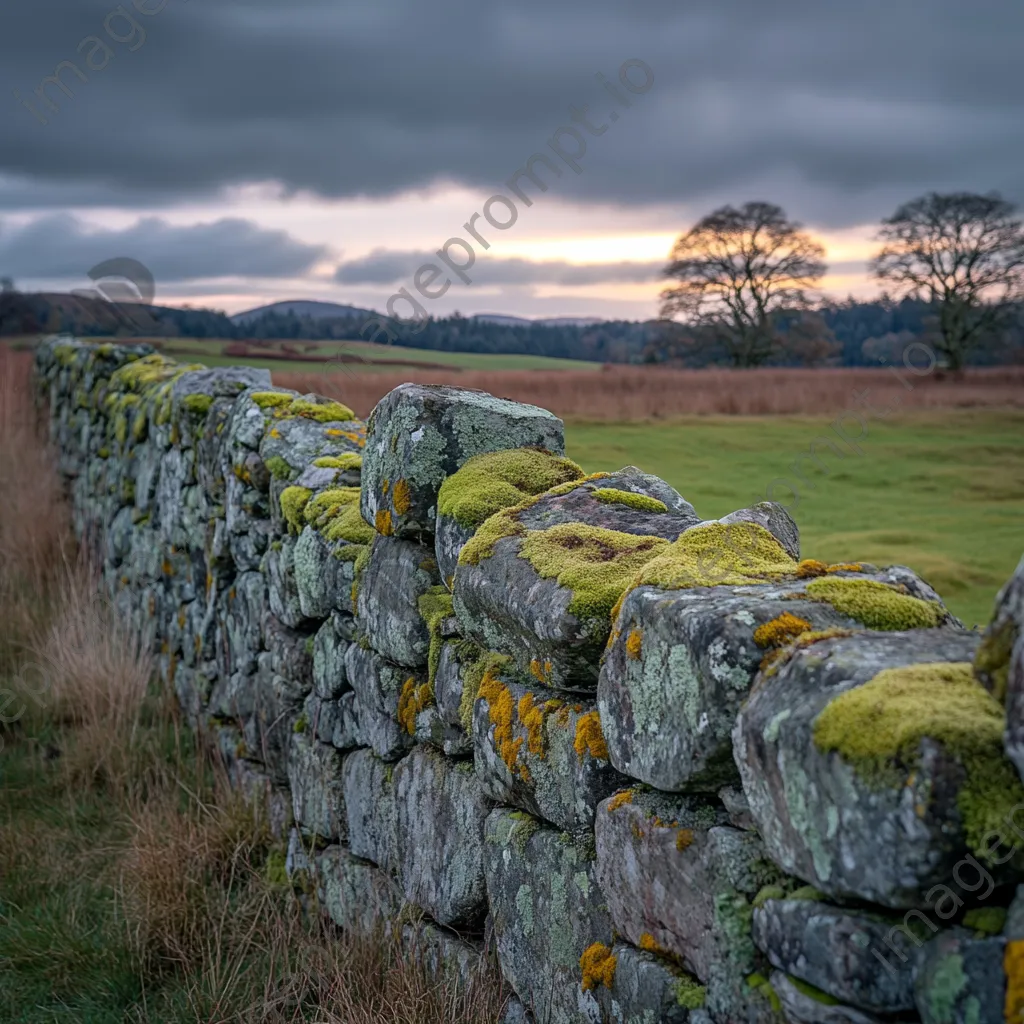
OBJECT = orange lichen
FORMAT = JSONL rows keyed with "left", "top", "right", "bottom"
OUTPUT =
{"left": 753, "top": 612, "right": 813, "bottom": 649}
{"left": 759, "top": 626, "right": 855, "bottom": 675}
{"left": 393, "top": 478, "right": 411, "bottom": 514}
{"left": 796, "top": 559, "right": 828, "bottom": 578}
{"left": 574, "top": 712, "right": 609, "bottom": 761}
{"left": 580, "top": 942, "right": 617, "bottom": 992}
{"left": 607, "top": 790, "right": 634, "bottom": 812}
{"left": 1005, "top": 940, "right": 1024, "bottom": 1023}
{"left": 397, "top": 677, "right": 434, "bottom": 735}
{"left": 638, "top": 933, "right": 662, "bottom": 953}
{"left": 479, "top": 666, "right": 523, "bottom": 772}
{"left": 625, "top": 628, "right": 643, "bottom": 659}
{"left": 529, "top": 658, "right": 553, "bottom": 683}
{"left": 375, "top": 509, "right": 394, "bottom": 536}
{"left": 676, "top": 828, "right": 694, "bottom": 851}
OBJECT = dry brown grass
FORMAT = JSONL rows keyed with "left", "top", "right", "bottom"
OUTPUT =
{"left": 276, "top": 363, "right": 1024, "bottom": 422}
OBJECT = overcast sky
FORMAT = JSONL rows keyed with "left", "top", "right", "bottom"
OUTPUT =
{"left": 1, "top": 0, "right": 1021, "bottom": 318}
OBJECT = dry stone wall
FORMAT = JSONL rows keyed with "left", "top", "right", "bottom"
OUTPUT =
{"left": 35, "top": 336, "right": 1024, "bottom": 1024}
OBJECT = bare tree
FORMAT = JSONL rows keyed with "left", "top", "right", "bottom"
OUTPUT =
{"left": 871, "top": 192, "right": 1024, "bottom": 371}
{"left": 659, "top": 201, "right": 827, "bottom": 367}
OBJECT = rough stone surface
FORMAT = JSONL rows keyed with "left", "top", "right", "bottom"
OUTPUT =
{"left": 356, "top": 535, "right": 440, "bottom": 667}
{"left": 913, "top": 929, "right": 1006, "bottom": 1024}
{"left": 751, "top": 897, "right": 916, "bottom": 1012}
{"left": 454, "top": 468, "right": 700, "bottom": 689}
{"left": 473, "top": 661, "right": 630, "bottom": 831}
{"left": 593, "top": 788, "right": 784, "bottom": 1022}
{"left": 770, "top": 972, "right": 883, "bottom": 1024}
{"left": 360, "top": 382, "right": 566, "bottom": 540}
{"left": 287, "top": 730, "right": 347, "bottom": 842}
{"left": 483, "top": 808, "right": 612, "bottom": 1024}
{"left": 294, "top": 525, "right": 357, "bottom": 618}
{"left": 589, "top": 942, "right": 702, "bottom": 1024}
{"left": 985, "top": 556, "right": 1024, "bottom": 779}
{"left": 317, "top": 845, "right": 404, "bottom": 935}
{"left": 733, "top": 629, "right": 1005, "bottom": 908}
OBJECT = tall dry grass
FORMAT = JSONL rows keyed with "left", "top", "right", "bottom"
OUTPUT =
{"left": 277, "top": 363, "right": 1024, "bottom": 421}
{"left": 0, "top": 342, "right": 508, "bottom": 1022}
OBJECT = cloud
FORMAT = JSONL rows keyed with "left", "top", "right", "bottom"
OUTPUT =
{"left": 0, "top": 213, "right": 330, "bottom": 281}
{"left": 0, "top": 0, "right": 1021, "bottom": 227}
{"left": 333, "top": 249, "right": 662, "bottom": 287}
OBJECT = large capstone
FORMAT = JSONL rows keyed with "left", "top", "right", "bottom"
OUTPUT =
{"left": 453, "top": 468, "right": 700, "bottom": 689}
{"left": 360, "top": 383, "right": 566, "bottom": 540}
{"left": 732, "top": 629, "right": 1024, "bottom": 908}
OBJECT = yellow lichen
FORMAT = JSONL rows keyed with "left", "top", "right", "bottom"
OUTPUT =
{"left": 579, "top": 942, "right": 617, "bottom": 992}
{"left": 529, "top": 658, "right": 552, "bottom": 683}
{"left": 753, "top": 612, "right": 813, "bottom": 649}
{"left": 574, "top": 712, "right": 609, "bottom": 761}
{"left": 827, "top": 562, "right": 865, "bottom": 573}
{"left": 805, "top": 576, "right": 943, "bottom": 631}
{"left": 796, "top": 559, "right": 829, "bottom": 578}
{"left": 625, "top": 628, "right": 643, "bottom": 659}
{"left": 607, "top": 790, "right": 634, "bottom": 812}
{"left": 392, "top": 478, "right": 411, "bottom": 515}
{"left": 375, "top": 509, "right": 394, "bottom": 536}
{"left": 813, "top": 662, "right": 1024, "bottom": 860}
{"left": 398, "top": 677, "right": 434, "bottom": 735}
{"left": 251, "top": 391, "right": 293, "bottom": 409}
{"left": 1005, "top": 940, "right": 1024, "bottom": 1023}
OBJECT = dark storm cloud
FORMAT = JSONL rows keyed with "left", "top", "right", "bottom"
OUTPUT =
{"left": 334, "top": 250, "right": 661, "bottom": 287}
{"left": 0, "top": 0, "right": 1022, "bottom": 226}
{"left": 0, "top": 213, "right": 329, "bottom": 279}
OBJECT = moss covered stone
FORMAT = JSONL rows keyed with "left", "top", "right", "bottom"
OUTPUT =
{"left": 814, "top": 661, "right": 1024, "bottom": 859}
{"left": 519, "top": 524, "right": 669, "bottom": 639}
{"left": 182, "top": 393, "right": 213, "bottom": 416}
{"left": 438, "top": 447, "right": 584, "bottom": 531}
{"left": 313, "top": 453, "right": 363, "bottom": 471}
{"left": 418, "top": 586, "right": 454, "bottom": 686}
{"left": 591, "top": 488, "right": 668, "bottom": 514}
{"left": 629, "top": 521, "right": 798, "bottom": 593}
{"left": 264, "top": 455, "right": 294, "bottom": 480}
{"left": 279, "top": 485, "right": 313, "bottom": 534}
{"left": 805, "top": 576, "right": 943, "bottom": 631}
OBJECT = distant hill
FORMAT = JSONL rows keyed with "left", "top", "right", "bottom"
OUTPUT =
{"left": 231, "top": 300, "right": 376, "bottom": 324}
{"left": 472, "top": 313, "right": 606, "bottom": 328}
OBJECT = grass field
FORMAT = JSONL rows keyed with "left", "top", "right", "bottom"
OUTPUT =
{"left": 565, "top": 409, "right": 1024, "bottom": 628}
{"left": 117, "top": 337, "right": 602, "bottom": 375}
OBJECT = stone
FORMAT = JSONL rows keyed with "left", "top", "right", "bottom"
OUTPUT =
{"left": 312, "top": 618, "right": 350, "bottom": 700}
{"left": 588, "top": 942, "right": 705, "bottom": 1023}
{"left": 473, "top": 660, "right": 630, "bottom": 831}
{"left": 453, "top": 468, "right": 700, "bottom": 689}
{"left": 401, "top": 922, "right": 486, "bottom": 988}
{"left": 317, "top": 845, "right": 404, "bottom": 935}
{"left": 913, "top": 929, "right": 1007, "bottom": 1024}
{"left": 342, "top": 748, "right": 399, "bottom": 868}
{"left": 287, "top": 730, "right": 347, "bottom": 842}
{"left": 294, "top": 525, "right": 357, "bottom": 618}
{"left": 978, "top": 555, "right": 1024, "bottom": 778}
{"left": 770, "top": 973, "right": 883, "bottom": 1024}
{"left": 356, "top": 535, "right": 440, "bottom": 667}
{"left": 711, "top": 501, "right": 801, "bottom": 561}
{"left": 599, "top": 581, "right": 858, "bottom": 791}
{"left": 751, "top": 897, "right": 916, "bottom": 1012}
{"left": 265, "top": 535, "right": 311, "bottom": 629}
{"left": 258, "top": 407, "right": 364, "bottom": 486}
{"left": 732, "top": 629, "right": 1023, "bottom": 908}
{"left": 393, "top": 746, "right": 489, "bottom": 928}
{"left": 593, "top": 787, "right": 783, "bottom": 1021}
{"left": 360, "top": 382, "right": 566, "bottom": 540}
{"left": 483, "top": 808, "right": 612, "bottom": 1024}
{"left": 304, "top": 692, "right": 362, "bottom": 751}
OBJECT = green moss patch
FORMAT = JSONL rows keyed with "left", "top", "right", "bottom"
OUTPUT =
{"left": 813, "top": 661, "right": 1024, "bottom": 860}
{"left": 805, "top": 577, "right": 943, "bottom": 631}
{"left": 591, "top": 488, "right": 668, "bottom": 513}
{"left": 313, "top": 453, "right": 363, "bottom": 471}
{"left": 438, "top": 448, "right": 584, "bottom": 531}
{"left": 674, "top": 975, "right": 706, "bottom": 1009}
{"left": 629, "top": 521, "right": 797, "bottom": 592}
{"left": 250, "top": 392, "right": 356, "bottom": 422}
{"left": 264, "top": 455, "right": 294, "bottom": 481}
{"left": 181, "top": 394, "right": 213, "bottom": 416}
{"left": 519, "top": 524, "right": 669, "bottom": 637}
{"left": 300, "top": 487, "right": 373, "bottom": 545}
{"left": 251, "top": 391, "right": 293, "bottom": 409}
{"left": 279, "top": 486, "right": 313, "bottom": 534}
{"left": 975, "top": 618, "right": 1017, "bottom": 704}
{"left": 418, "top": 587, "right": 454, "bottom": 686}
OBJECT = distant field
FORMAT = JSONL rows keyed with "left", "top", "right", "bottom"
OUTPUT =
{"left": 565, "top": 409, "right": 1024, "bottom": 628}
{"left": 118, "top": 336, "right": 602, "bottom": 375}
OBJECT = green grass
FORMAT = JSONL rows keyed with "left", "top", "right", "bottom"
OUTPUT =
{"left": 565, "top": 408, "right": 1024, "bottom": 628}
{"left": 107, "top": 337, "right": 601, "bottom": 375}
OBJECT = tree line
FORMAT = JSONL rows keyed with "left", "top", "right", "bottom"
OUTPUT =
{"left": 2, "top": 191, "right": 1023, "bottom": 369}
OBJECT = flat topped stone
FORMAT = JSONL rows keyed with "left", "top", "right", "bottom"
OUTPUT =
{"left": 360, "top": 383, "right": 565, "bottom": 540}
